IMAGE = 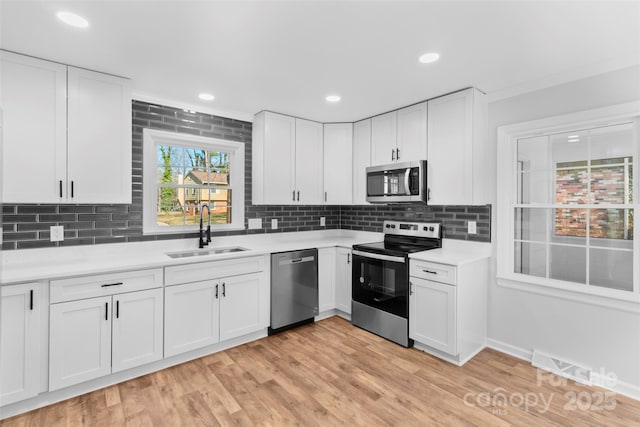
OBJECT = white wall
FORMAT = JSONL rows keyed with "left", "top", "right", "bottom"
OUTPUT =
{"left": 487, "top": 65, "right": 640, "bottom": 394}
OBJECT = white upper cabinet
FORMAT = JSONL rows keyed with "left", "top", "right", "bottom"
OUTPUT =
{"left": 370, "top": 111, "right": 397, "bottom": 166}
{"left": 352, "top": 119, "right": 371, "bottom": 205}
{"left": 371, "top": 103, "right": 427, "bottom": 166}
{"left": 396, "top": 102, "right": 427, "bottom": 162}
{"left": 252, "top": 112, "right": 323, "bottom": 205}
{"left": 323, "top": 123, "right": 353, "bottom": 205}
{"left": 67, "top": 67, "right": 132, "bottom": 204}
{"left": 253, "top": 112, "right": 296, "bottom": 204}
{"left": 295, "top": 118, "right": 324, "bottom": 204}
{"left": 0, "top": 51, "right": 132, "bottom": 204}
{"left": 427, "top": 88, "right": 486, "bottom": 205}
{"left": 1, "top": 51, "right": 67, "bottom": 203}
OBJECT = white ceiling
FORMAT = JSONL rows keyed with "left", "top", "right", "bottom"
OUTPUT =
{"left": 1, "top": 1, "right": 639, "bottom": 122}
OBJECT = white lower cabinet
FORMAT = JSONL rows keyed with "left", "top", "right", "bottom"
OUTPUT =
{"left": 0, "top": 283, "right": 41, "bottom": 406}
{"left": 409, "top": 257, "right": 487, "bottom": 365}
{"left": 164, "top": 258, "right": 268, "bottom": 358}
{"left": 49, "top": 296, "right": 112, "bottom": 390}
{"left": 111, "top": 288, "right": 164, "bottom": 373}
{"left": 335, "top": 248, "right": 352, "bottom": 314}
{"left": 409, "top": 278, "right": 456, "bottom": 354}
{"left": 219, "top": 273, "right": 263, "bottom": 342}
{"left": 318, "top": 248, "right": 336, "bottom": 313}
{"left": 164, "top": 281, "right": 220, "bottom": 357}
{"left": 49, "top": 287, "right": 164, "bottom": 391}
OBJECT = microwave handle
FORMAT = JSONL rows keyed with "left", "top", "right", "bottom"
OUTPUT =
{"left": 403, "top": 168, "right": 411, "bottom": 195}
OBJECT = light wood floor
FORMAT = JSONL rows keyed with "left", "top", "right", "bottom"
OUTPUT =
{"left": 2, "top": 317, "right": 639, "bottom": 426}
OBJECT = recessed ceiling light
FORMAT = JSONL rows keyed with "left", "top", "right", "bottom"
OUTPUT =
{"left": 418, "top": 52, "right": 440, "bottom": 64}
{"left": 198, "top": 93, "right": 215, "bottom": 101}
{"left": 56, "top": 11, "right": 89, "bottom": 28}
{"left": 325, "top": 95, "right": 341, "bottom": 103}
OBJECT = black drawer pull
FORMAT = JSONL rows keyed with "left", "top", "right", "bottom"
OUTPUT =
{"left": 105, "top": 302, "right": 109, "bottom": 321}
{"left": 222, "top": 283, "right": 226, "bottom": 297}
{"left": 215, "top": 284, "right": 219, "bottom": 299}
{"left": 71, "top": 181, "right": 74, "bottom": 198}
{"left": 30, "top": 290, "right": 34, "bottom": 310}
{"left": 116, "top": 300, "right": 120, "bottom": 319}
{"left": 101, "top": 282, "right": 124, "bottom": 288}
{"left": 59, "top": 180, "right": 63, "bottom": 198}
{"left": 423, "top": 269, "right": 437, "bottom": 275}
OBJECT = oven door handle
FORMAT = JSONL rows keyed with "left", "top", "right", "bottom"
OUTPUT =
{"left": 352, "top": 250, "right": 406, "bottom": 264}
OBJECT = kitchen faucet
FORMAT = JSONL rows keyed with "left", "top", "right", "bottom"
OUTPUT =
{"left": 199, "top": 203, "right": 212, "bottom": 248}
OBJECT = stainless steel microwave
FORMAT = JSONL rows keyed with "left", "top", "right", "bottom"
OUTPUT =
{"left": 366, "top": 160, "right": 427, "bottom": 203}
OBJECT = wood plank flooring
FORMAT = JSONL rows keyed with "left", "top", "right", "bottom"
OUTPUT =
{"left": 2, "top": 316, "right": 639, "bottom": 426}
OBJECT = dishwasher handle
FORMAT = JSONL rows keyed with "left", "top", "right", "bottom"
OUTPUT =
{"left": 279, "top": 255, "right": 315, "bottom": 266}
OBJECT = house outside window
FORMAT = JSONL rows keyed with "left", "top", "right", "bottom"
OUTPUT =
{"left": 143, "top": 129, "right": 245, "bottom": 234}
{"left": 498, "top": 104, "right": 639, "bottom": 301}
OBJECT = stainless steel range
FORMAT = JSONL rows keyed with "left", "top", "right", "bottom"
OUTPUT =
{"left": 351, "top": 220, "right": 442, "bottom": 347}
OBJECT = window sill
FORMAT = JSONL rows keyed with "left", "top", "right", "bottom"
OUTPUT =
{"left": 496, "top": 274, "right": 640, "bottom": 313}
{"left": 143, "top": 224, "right": 246, "bottom": 236}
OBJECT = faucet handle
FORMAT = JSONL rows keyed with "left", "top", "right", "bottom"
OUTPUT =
{"left": 206, "top": 224, "right": 212, "bottom": 243}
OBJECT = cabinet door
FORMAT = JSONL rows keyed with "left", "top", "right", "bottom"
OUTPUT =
{"left": 352, "top": 119, "right": 371, "bottom": 205}
{"left": 261, "top": 112, "right": 296, "bottom": 204}
{"left": 397, "top": 102, "right": 427, "bottom": 162}
{"left": 219, "top": 273, "right": 264, "bottom": 341}
{"left": 164, "top": 281, "right": 219, "bottom": 357}
{"left": 409, "top": 278, "right": 457, "bottom": 355}
{"left": 49, "top": 296, "right": 112, "bottom": 391}
{"left": 318, "top": 247, "right": 336, "bottom": 313}
{"left": 334, "top": 248, "right": 352, "bottom": 314}
{"left": 295, "top": 118, "right": 324, "bottom": 204}
{"left": 0, "top": 284, "right": 41, "bottom": 406}
{"left": 370, "top": 111, "right": 397, "bottom": 166}
{"left": 0, "top": 52, "right": 67, "bottom": 203}
{"left": 112, "top": 289, "right": 164, "bottom": 373}
{"left": 323, "top": 123, "right": 353, "bottom": 204}
{"left": 427, "top": 90, "right": 473, "bottom": 205}
{"left": 67, "top": 67, "right": 132, "bottom": 204}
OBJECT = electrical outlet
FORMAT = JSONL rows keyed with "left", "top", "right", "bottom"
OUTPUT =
{"left": 468, "top": 221, "right": 477, "bottom": 234}
{"left": 248, "top": 218, "right": 262, "bottom": 229}
{"left": 271, "top": 219, "right": 278, "bottom": 230}
{"left": 50, "top": 225, "right": 64, "bottom": 242}
{"left": 320, "top": 217, "right": 326, "bottom": 226}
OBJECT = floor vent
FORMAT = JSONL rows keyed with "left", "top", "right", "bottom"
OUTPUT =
{"left": 532, "top": 350, "right": 592, "bottom": 385}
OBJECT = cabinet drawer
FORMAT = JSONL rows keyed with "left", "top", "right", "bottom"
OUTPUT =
{"left": 410, "top": 260, "right": 456, "bottom": 285}
{"left": 165, "top": 256, "right": 265, "bottom": 286}
{"left": 50, "top": 268, "right": 163, "bottom": 303}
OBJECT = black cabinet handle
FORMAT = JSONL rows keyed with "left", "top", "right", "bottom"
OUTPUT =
{"left": 391, "top": 148, "right": 395, "bottom": 161}
{"left": 116, "top": 300, "right": 120, "bottom": 319}
{"left": 347, "top": 254, "right": 350, "bottom": 264}
{"left": 105, "top": 302, "right": 109, "bottom": 321}
{"left": 215, "top": 284, "right": 219, "bottom": 299}
{"left": 297, "top": 191, "right": 300, "bottom": 202}
{"left": 292, "top": 190, "right": 295, "bottom": 201}
{"left": 325, "top": 192, "right": 327, "bottom": 202}
{"left": 29, "top": 289, "right": 34, "bottom": 310}
{"left": 101, "top": 282, "right": 123, "bottom": 288}
{"left": 59, "top": 180, "right": 63, "bottom": 198}
{"left": 396, "top": 148, "right": 400, "bottom": 160}
{"left": 423, "top": 269, "right": 437, "bottom": 275}
{"left": 222, "top": 283, "right": 226, "bottom": 297}
{"left": 71, "top": 181, "right": 74, "bottom": 198}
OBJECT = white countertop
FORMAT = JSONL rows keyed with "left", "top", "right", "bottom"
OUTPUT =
{"left": 409, "top": 239, "right": 491, "bottom": 266}
{"left": 1, "top": 230, "right": 492, "bottom": 284}
{"left": 0, "top": 230, "right": 382, "bottom": 284}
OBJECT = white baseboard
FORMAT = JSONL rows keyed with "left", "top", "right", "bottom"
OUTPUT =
{"left": 487, "top": 338, "right": 640, "bottom": 401}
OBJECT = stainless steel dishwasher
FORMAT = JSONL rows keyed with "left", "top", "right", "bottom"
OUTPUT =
{"left": 269, "top": 248, "right": 318, "bottom": 334}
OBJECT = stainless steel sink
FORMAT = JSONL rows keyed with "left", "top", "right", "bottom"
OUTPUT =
{"left": 165, "top": 246, "right": 249, "bottom": 259}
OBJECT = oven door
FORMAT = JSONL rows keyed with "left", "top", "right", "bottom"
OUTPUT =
{"left": 352, "top": 250, "right": 409, "bottom": 318}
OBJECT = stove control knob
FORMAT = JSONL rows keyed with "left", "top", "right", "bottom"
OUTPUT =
{"left": 423, "top": 226, "right": 428, "bottom": 231}
{"left": 385, "top": 224, "right": 391, "bottom": 228}
{"left": 429, "top": 226, "right": 434, "bottom": 231}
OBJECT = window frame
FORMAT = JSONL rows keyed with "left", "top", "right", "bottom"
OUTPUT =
{"left": 142, "top": 128, "right": 245, "bottom": 235}
{"left": 497, "top": 102, "right": 640, "bottom": 305}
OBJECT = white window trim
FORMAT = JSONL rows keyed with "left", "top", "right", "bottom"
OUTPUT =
{"left": 142, "top": 128, "right": 245, "bottom": 235}
{"left": 496, "top": 101, "right": 640, "bottom": 305}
